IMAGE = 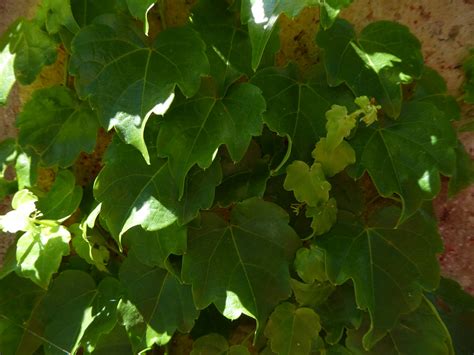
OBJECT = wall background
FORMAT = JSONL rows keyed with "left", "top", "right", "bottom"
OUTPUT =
{"left": 1, "top": 0, "right": 473, "bottom": 292}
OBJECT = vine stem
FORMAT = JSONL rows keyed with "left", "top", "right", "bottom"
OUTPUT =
{"left": 270, "top": 134, "right": 292, "bottom": 176}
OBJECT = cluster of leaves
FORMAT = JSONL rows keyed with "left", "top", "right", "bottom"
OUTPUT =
{"left": 0, "top": 0, "right": 473, "bottom": 354}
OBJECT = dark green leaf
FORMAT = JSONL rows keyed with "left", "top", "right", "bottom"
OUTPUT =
{"left": 157, "top": 79, "right": 265, "bottom": 195}
{"left": 119, "top": 254, "right": 199, "bottom": 341}
{"left": 126, "top": 0, "right": 156, "bottom": 34}
{"left": 317, "top": 20, "right": 423, "bottom": 118}
{"left": 0, "top": 274, "right": 45, "bottom": 355}
{"left": 412, "top": 67, "right": 460, "bottom": 120}
{"left": 71, "top": 0, "right": 127, "bottom": 27}
{"left": 318, "top": 206, "right": 443, "bottom": 348}
{"left": 124, "top": 223, "right": 186, "bottom": 268}
{"left": 264, "top": 302, "right": 321, "bottom": 355}
{"left": 90, "top": 324, "right": 132, "bottom": 355}
{"left": 448, "top": 140, "right": 474, "bottom": 197}
{"left": 94, "top": 137, "right": 221, "bottom": 244}
{"left": 182, "top": 198, "right": 301, "bottom": 331}
{"left": 9, "top": 19, "right": 58, "bottom": 85}
{"left": 348, "top": 102, "right": 457, "bottom": 221}
{"left": 346, "top": 298, "right": 454, "bottom": 354}
{"left": 70, "top": 15, "right": 209, "bottom": 161}
{"left": 240, "top": 0, "right": 319, "bottom": 70}
{"left": 17, "top": 86, "right": 99, "bottom": 168}
{"left": 463, "top": 49, "right": 474, "bottom": 104}
{"left": 428, "top": 277, "right": 474, "bottom": 355}
{"left": 250, "top": 64, "right": 354, "bottom": 162}
{"left": 37, "top": 170, "right": 82, "bottom": 220}
{"left": 41, "top": 270, "right": 97, "bottom": 355}
{"left": 191, "top": 333, "right": 250, "bottom": 355}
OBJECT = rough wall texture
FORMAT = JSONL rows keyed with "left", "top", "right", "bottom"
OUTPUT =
{"left": 1, "top": 0, "right": 473, "bottom": 292}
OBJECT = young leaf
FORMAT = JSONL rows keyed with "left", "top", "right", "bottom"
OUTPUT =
{"left": 9, "top": 19, "right": 58, "bottom": 85}
{"left": 324, "top": 105, "right": 356, "bottom": 151}
{"left": 348, "top": 102, "right": 457, "bottom": 221}
{"left": 294, "top": 245, "right": 327, "bottom": 284}
{"left": 94, "top": 138, "right": 221, "bottom": 244}
{"left": 182, "top": 198, "right": 301, "bottom": 331}
{"left": 264, "top": 302, "right": 321, "bottom": 355}
{"left": 36, "top": 0, "right": 80, "bottom": 34}
{"left": 0, "top": 274, "right": 45, "bottom": 355}
{"left": 41, "top": 270, "right": 97, "bottom": 355}
{"left": 16, "top": 224, "right": 71, "bottom": 289}
{"left": 319, "top": 0, "right": 353, "bottom": 29}
{"left": 250, "top": 64, "right": 354, "bottom": 162}
{"left": 0, "top": 25, "right": 16, "bottom": 105}
{"left": 70, "top": 15, "right": 209, "bottom": 162}
{"left": 290, "top": 279, "right": 335, "bottom": 308}
{"left": 412, "top": 67, "right": 460, "bottom": 121}
{"left": 0, "top": 189, "right": 37, "bottom": 233}
{"left": 119, "top": 254, "right": 199, "bottom": 340}
{"left": 124, "top": 223, "right": 186, "bottom": 268}
{"left": 346, "top": 298, "right": 454, "bottom": 355}
{"left": 126, "top": 0, "right": 156, "bottom": 34}
{"left": 157, "top": 79, "right": 265, "bottom": 195}
{"left": 312, "top": 139, "right": 355, "bottom": 177}
{"left": 37, "top": 170, "right": 82, "bottom": 220}
{"left": 191, "top": 333, "right": 250, "bottom": 355}
{"left": 284, "top": 161, "right": 331, "bottom": 207}
{"left": 17, "top": 86, "right": 99, "bottom": 168}
{"left": 317, "top": 20, "right": 423, "bottom": 118}
{"left": 306, "top": 197, "right": 338, "bottom": 236}
{"left": 318, "top": 207, "right": 443, "bottom": 348}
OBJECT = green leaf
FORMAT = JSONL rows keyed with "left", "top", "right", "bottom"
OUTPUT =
{"left": 264, "top": 302, "right": 321, "bottom": 355}
{"left": 157, "top": 79, "right": 265, "bottom": 195}
{"left": 428, "top": 277, "right": 474, "bottom": 355}
{"left": 316, "top": 283, "right": 362, "bottom": 345}
{"left": 71, "top": 0, "right": 127, "bottom": 27}
{"left": 306, "top": 197, "right": 338, "bottom": 236}
{"left": 317, "top": 20, "right": 423, "bottom": 118}
{"left": 182, "top": 198, "right": 301, "bottom": 331}
{"left": 17, "top": 86, "right": 99, "bottom": 168}
{"left": 290, "top": 278, "right": 335, "bottom": 308}
{"left": 319, "top": 0, "right": 353, "bottom": 29}
{"left": 191, "top": 333, "right": 250, "bottom": 355}
{"left": 71, "top": 223, "right": 110, "bottom": 272}
{"left": 412, "top": 67, "right": 460, "bottom": 120}
{"left": 124, "top": 223, "right": 186, "bottom": 268}
{"left": 346, "top": 298, "right": 454, "bottom": 354}
{"left": 0, "top": 24, "right": 16, "bottom": 105}
{"left": 294, "top": 245, "right": 327, "bottom": 284}
{"left": 240, "top": 0, "right": 319, "bottom": 70}
{"left": 313, "top": 139, "right": 355, "bottom": 177}
{"left": 41, "top": 270, "right": 97, "bottom": 355}
{"left": 37, "top": 170, "right": 82, "bottom": 220}
{"left": 80, "top": 277, "right": 123, "bottom": 353}
{"left": 215, "top": 141, "right": 270, "bottom": 207}
{"left": 94, "top": 137, "right": 221, "bottom": 244}
{"left": 119, "top": 254, "right": 199, "bottom": 341}
{"left": 348, "top": 102, "right": 457, "bottom": 221}
{"left": 36, "top": 0, "right": 80, "bottom": 34}
{"left": 463, "top": 49, "right": 474, "bottom": 104}
{"left": 16, "top": 224, "right": 71, "bottom": 289}
{"left": 318, "top": 206, "right": 443, "bottom": 348}
{"left": 90, "top": 324, "right": 132, "bottom": 355}
{"left": 0, "top": 138, "right": 17, "bottom": 175}
{"left": 324, "top": 105, "right": 356, "bottom": 151}
{"left": 70, "top": 15, "right": 209, "bottom": 162}
{"left": 15, "top": 148, "right": 39, "bottom": 190}
{"left": 0, "top": 274, "right": 45, "bottom": 355}
{"left": 126, "top": 0, "right": 156, "bottom": 34}
{"left": 9, "top": 19, "right": 58, "bottom": 85}
{"left": 192, "top": 0, "right": 253, "bottom": 90}
{"left": 284, "top": 161, "right": 331, "bottom": 207}
{"left": 448, "top": 140, "right": 474, "bottom": 197}
{"left": 250, "top": 64, "right": 354, "bottom": 162}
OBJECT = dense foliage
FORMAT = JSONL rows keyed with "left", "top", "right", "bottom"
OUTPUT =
{"left": 0, "top": 0, "right": 473, "bottom": 354}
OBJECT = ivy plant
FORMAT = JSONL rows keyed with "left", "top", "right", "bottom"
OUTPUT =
{"left": 0, "top": 0, "right": 473, "bottom": 354}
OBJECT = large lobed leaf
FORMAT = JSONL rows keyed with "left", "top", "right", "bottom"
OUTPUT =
{"left": 318, "top": 206, "right": 443, "bottom": 348}
{"left": 317, "top": 19, "right": 423, "bottom": 118}
{"left": 70, "top": 15, "right": 209, "bottom": 162}
{"left": 182, "top": 198, "right": 301, "bottom": 332}
{"left": 348, "top": 102, "right": 457, "bottom": 221}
